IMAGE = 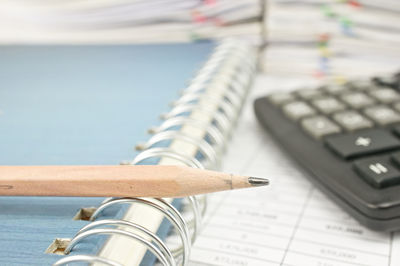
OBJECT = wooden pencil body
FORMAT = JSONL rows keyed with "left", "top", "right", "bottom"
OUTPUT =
{"left": 0, "top": 165, "right": 251, "bottom": 197}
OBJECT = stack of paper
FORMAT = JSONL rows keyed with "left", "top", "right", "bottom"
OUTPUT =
{"left": 0, "top": 0, "right": 264, "bottom": 44}
{"left": 262, "top": 0, "right": 400, "bottom": 81}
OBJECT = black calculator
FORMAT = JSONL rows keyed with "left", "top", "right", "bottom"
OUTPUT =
{"left": 254, "top": 73, "right": 400, "bottom": 231}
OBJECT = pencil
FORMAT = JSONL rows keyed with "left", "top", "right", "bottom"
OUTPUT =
{"left": 0, "top": 165, "right": 269, "bottom": 198}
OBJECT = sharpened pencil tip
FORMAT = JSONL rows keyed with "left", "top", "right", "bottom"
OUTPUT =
{"left": 248, "top": 176, "right": 269, "bottom": 186}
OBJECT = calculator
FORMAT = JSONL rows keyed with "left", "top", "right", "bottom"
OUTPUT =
{"left": 254, "top": 73, "right": 400, "bottom": 231}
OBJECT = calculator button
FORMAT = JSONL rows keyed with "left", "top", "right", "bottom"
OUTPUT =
{"left": 369, "top": 88, "right": 400, "bottom": 104}
{"left": 340, "top": 92, "right": 375, "bottom": 109}
{"left": 268, "top": 92, "right": 295, "bottom": 105}
{"left": 296, "top": 88, "right": 325, "bottom": 100}
{"left": 325, "top": 129, "right": 400, "bottom": 159}
{"left": 373, "top": 75, "right": 400, "bottom": 89}
{"left": 332, "top": 111, "right": 373, "bottom": 131}
{"left": 301, "top": 116, "right": 341, "bottom": 139}
{"left": 373, "top": 76, "right": 392, "bottom": 87}
{"left": 393, "top": 125, "right": 400, "bottom": 138}
{"left": 390, "top": 151, "right": 400, "bottom": 168}
{"left": 323, "top": 84, "right": 349, "bottom": 95}
{"left": 345, "top": 80, "right": 375, "bottom": 91}
{"left": 311, "top": 97, "right": 346, "bottom": 114}
{"left": 393, "top": 102, "right": 400, "bottom": 113}
{"left": 363, "top": 106, "right": 400, "bottom": 126}
{"left": 282, "top": 101, "right": 316, "bottom": 121}
{"left": 353, "top": 156, "right": 400, "bottom": 188}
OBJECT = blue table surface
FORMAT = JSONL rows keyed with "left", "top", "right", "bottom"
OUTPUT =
{"left": 0, "top": 42, "right": 214, "bottom": 265}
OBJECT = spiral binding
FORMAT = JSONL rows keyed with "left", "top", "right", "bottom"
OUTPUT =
{"left": 54, "top": 39, "right": 257, "bottom": 266}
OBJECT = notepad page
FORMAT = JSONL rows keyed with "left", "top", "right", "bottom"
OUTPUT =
{"left": 184, "top": 75, "right": 400, "bottom": 266}
{"left": 98, "top": 44, "right": 252, "bottom": 265}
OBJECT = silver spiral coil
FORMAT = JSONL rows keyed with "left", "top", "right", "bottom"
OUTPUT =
{"left": 53, "top": 39, "right": 257, "bottom": 266}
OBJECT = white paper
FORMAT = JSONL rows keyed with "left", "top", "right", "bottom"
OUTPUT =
{"left": 0, "top": 0, "right": 263, "bottom": 44}
{"left": 262, "top": 0, "right": 400, "bottom": 80}
{"left": 187, "top": 75, "right": 400, "bottom": 266}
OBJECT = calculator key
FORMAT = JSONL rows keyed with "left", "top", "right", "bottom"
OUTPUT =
{"left": 390, "top": 151, "right": 400, "bottom": 168}
{"left": 340, "top": 92, "right": 375, "bottom": 109}
{"left": 354, "top": 156, "right": 400, "bottom": 188}
{"left": 345, "top": 80, "right": 375, "bottom": 91}
{"left": 332, "top": 111, "right": 373, "bottom": 131}
{"left": 296, "top": 88, "right": 325, "bottom": 100}
{"left": 268, "top": 92, "right": 295, "bottom": 105}
{"left": 311, "top": 97, "right": 346, "bottom": 114}
{"left": 369, "top": 88, "right": 400, "bottom": 104}
{"left": 301, "top": 116, "right": 341, "bottom": 139}
{"left": 323, "top": 84, "right": 350, "bottom": 95}
{"left": 373, "top": 76, "right": 392, "bottom": 87}
{"left": 373, "top": 75, "right": 400, "bottom": 89}
{"left": 325, "top": 129, "right": 400, "bottom": 159}
{"left": 282, "top": 101, "right": 316, "bottom": 121}
{"left": 393, "top": 125, "right": 400, "bottom": 138}
{"left": 363, "top": 106, "right": 400, "bottom": 126}
{"left": 393, "top": 102, "right": 400, "bottom": 113}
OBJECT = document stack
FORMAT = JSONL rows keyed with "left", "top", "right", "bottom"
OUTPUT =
{"left": 0, "top": 0, "right": 265, "bottom": 44}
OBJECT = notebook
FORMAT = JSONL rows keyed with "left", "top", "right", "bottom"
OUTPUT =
{"left": 0, "top": 39, "right": 258, "bottom": 265}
